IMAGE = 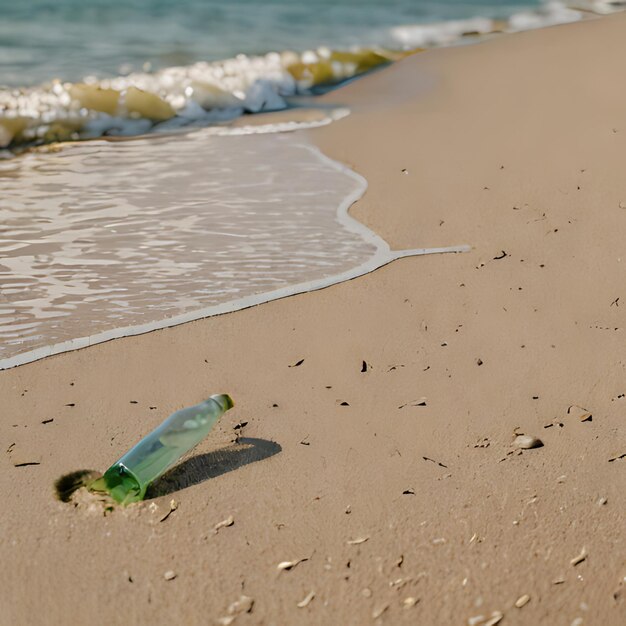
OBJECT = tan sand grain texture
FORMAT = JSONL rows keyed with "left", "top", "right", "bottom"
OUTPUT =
{"left": 2, "top": 13, "right": 626, "bottom": 626}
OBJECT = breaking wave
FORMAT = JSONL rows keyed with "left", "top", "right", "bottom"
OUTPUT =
{"left": 1, "top": 0, "right": 622, "bottom": 149}
{"left": 0, "top": 48, "right": 409, "bottom": 149}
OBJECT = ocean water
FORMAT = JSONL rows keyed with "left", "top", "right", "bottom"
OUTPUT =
{"left": 0, "top": 0, "right": 604, "bottom": 149}
{"left": 1, "top": 132, "right": 374, "bottom": 363}
{"left": 1, "top": 0, "right": 543, "bottom": 87}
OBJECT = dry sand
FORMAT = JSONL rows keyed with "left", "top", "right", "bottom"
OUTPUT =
{"left": 2, "top": 13, "right": 626, "bottom": 626}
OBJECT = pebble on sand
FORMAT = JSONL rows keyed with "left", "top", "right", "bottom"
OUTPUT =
{"left": 514, "top": 434, "right": 543, "bottom": 449}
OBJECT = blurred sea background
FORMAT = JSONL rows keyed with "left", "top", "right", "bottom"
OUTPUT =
{"left": 1, "top": 0, "right": 565, "bottom": 87}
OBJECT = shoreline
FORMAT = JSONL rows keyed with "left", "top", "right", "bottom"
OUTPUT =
{"left": 0, "top": 134, "right": 468, "bottom": 370}
{"left": 2, "top": 13, "right": 626, "bottom": 626}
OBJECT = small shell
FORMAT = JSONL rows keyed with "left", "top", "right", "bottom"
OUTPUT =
{"left": 163, "top": 570, "right": 176, "bottom": 581}
{"left": 297, "top": 591, "right": 315, "bottom": 608}
{"left": 403, "top": 597, "right": 419, "bottom": 608}
{"left": 514, "top": 434, "right": 543, "bottom": 449}
{"left": 515, "top": 594, "right": 530, "bottom": 608}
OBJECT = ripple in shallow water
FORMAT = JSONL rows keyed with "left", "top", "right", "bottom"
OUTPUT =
{"left": 1, "top": 130, "right": 379, "bottom": 366}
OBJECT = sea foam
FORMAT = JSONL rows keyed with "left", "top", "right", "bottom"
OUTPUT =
{"left": 0, "top": 48, "right": 407, "bottom": 149}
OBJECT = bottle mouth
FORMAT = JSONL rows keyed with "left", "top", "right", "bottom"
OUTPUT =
{"left": 210, "top": 393, "right": 234, "bottom": 412}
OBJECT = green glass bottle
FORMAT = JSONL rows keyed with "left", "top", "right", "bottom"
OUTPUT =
{"left": 90, "top": 394, "right": 234, "bottom": 505}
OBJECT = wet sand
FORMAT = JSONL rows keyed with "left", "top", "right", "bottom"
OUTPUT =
{"left": 2, "top": 12, "right": 626, "bottom": 626}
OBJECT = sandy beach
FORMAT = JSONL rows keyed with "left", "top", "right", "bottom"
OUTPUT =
{"left": 2, "top": 12, "right": 626, "bottom": 626}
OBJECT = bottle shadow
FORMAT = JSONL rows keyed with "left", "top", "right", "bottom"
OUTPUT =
{"left": 146, "top": 437, "right": 281, "bottom": 499}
